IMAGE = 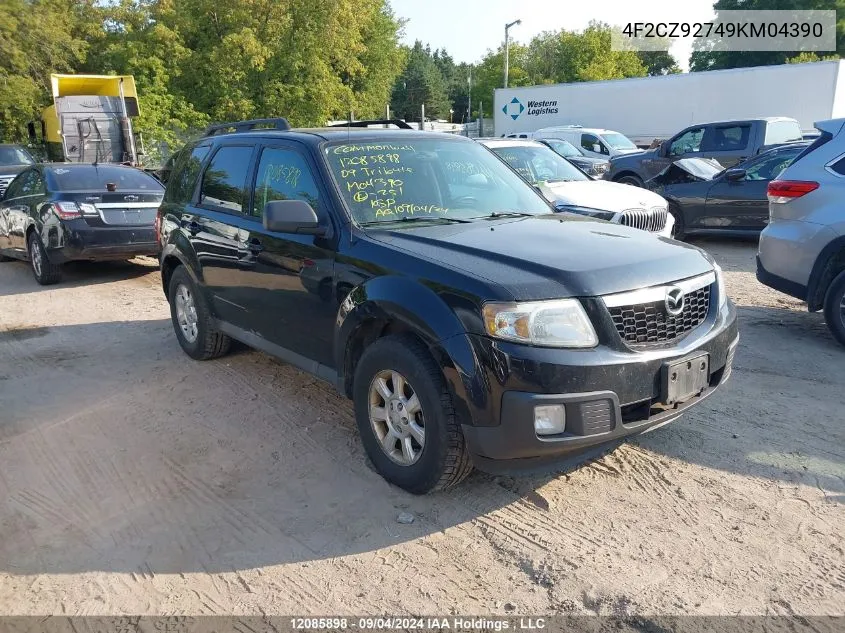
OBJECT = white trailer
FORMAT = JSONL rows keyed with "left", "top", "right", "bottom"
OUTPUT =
{"left": 495, "top": 60, "right": 845, "bottom": 145}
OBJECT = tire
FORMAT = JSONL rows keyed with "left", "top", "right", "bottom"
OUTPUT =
{"left": 823, "top": 270, "right": 845, "bottom": 348}
{"left": 167, "top": 266, "right": 231, "bottom": 360}
{"left": 27, "top": 233, "right": 62, "bottom": 285}
{"left": 668, "top": 202, "right": 686, "bottom": 241}
{"left": 353, "top": 334, "right": 473, "bottom": 494}
{"left": 616, "top": 174, "right": 644, "bottom": 188}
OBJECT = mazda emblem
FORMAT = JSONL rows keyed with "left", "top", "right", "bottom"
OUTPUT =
{"left": 665, "top": 287, "right": 685, "bottom": 316}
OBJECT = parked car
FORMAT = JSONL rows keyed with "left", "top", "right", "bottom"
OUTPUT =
{"left": 536, "top": 138, "right": 610, "bottom": 177}
{"left": 608, "top": 117, "right": 804, "bottom": 187}
{"left": 504, "top": 134, "right": 611, "bottom": 177}
{"left": 158, "top": 118, "right": 737, "bottom": 494}
{"left": 647, "top": 143, "right": 808, "bottom": 239}
{"left": 0, "top": 144, "right": 37, "bottom": 199}
{"left": 479, "top": 138, "right": 673, "bottom": 236}
{"left": 757, "top": 118, "right": 845, "bottom": 347}
{"left": 532, "top": 126, "right": 642, "bottom": 160}
{"left": 0, "top": 163, "right": 164, "bottom": 284}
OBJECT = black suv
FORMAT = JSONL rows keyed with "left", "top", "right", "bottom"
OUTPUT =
{"left": 158, "top": 118, "right": 739, "bottom": 494}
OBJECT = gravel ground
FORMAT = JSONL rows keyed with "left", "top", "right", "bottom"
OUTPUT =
{"left": 0, "top": 239, "right": 843, "bottom": 616}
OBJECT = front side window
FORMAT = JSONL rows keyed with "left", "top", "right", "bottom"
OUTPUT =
{"left": 745, "top": 150, "right": 801, "bottom": 181}
{"left": 199, "top": 146, "right": 254, "bottom": 213}
{"left": 670, "top": 128, "right": 705, "bottom": 156}
{"left": 581, "top": 134, "right": 606, "bottom": 154}
{"left": 324, "top": 138, "right": 551, "bottom": 225}
{"left": 251, "top": 148, "right": 320, "bottom": 218}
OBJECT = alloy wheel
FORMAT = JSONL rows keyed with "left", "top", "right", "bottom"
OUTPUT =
{"left": 368, "top": 370, "right": 425, "bottom": 466}
{"left": 175, "top": 284, "right": 199, "bottom": 343}
{"left": 30, "top": 239, "right": 42, "bottom": 278}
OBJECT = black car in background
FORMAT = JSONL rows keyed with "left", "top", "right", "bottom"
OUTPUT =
{"left": 0, "top": 144, "right": 37, "bottom": 199}
{"left": 535, "top": 138, "right": 611, "bottom": 178}
{"left": 647, "top": 143, "right": 808, "bottom": 239}
{"left": 0, "top": 163, "right": 164, "bottom": 284}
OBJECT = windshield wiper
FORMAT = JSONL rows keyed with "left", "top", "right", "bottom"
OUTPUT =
{"left": 360, "top": 215, "right": 472, "bottom": 227}
{"left": 471, "top": 211, "right": 535, "bottom": 220}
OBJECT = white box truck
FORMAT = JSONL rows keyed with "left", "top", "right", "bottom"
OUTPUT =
{"left": 495, "top": 60, "right": 845, "bottom": 146}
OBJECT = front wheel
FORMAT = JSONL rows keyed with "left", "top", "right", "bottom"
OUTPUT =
{"left": 616, "top": 174, "right": 644, "bottom": 188}
{"left": 353, "top": 335, "right": 473, "bottom": 494}
{"left": 27, "top": 233, "right": 62, "bottom": 285}
{"left": 823, "top": 270, "right": 845, "bottom": 347}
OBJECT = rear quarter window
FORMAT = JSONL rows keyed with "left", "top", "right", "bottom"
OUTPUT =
{"left": 165, "top": 145, "right": 211, "bottom": 203}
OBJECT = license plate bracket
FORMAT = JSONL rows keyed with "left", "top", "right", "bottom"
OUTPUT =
{"left": 661, "top": 353, "right": 710, "bottom": 405}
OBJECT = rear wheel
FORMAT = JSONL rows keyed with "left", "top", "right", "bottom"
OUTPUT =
{"left": 167, "top": 266, "right": 231, "bottom": 360}
{"left": 616, "top": 174, "right": 644, "bottom": 187}
{"left": 668, "top": 203, "right": 686, "bottom": 241}
{"left": 353, "top": 335, "right": 473, "bottom": 494}
{"left": 823, "top": 270, "right": 845, "bottom": 347}
{"left": 27, "top": 233, "right": 62, "bottom": 285}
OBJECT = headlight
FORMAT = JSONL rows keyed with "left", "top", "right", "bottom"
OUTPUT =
{"left": 714, "top": 263, "right": 727, "bottom": 309}
{"left": 553, "top": 204, "right": 616, "bottom": 221}
{"left": 482, "top": 299, "right": 598, "bottom": 348}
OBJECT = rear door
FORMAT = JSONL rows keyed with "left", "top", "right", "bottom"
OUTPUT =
{"left": 189, "top": 143, "right": 258, "bottom": 327}
{"left": 704, "top": 148, "right": 800, "bottom": 231}
{"left": 700, "top": 123, "right": 754, "bottom": 168}
{"left": 232, "top": 142, "right": 338, "bottom": 369}
{"left": 2, "top": 170, "right": 45, "bottom": 253}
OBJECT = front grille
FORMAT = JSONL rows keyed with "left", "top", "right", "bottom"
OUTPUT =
{"left": 619, "top": 207, "right": 667, "bottom": 233}
{"left": 609, "top": 285, "right": 711, "bottom": 346}
{"left": 0, "top": 175, "right": 15, "bottom": 198}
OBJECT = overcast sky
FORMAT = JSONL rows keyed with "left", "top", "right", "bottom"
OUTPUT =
{"left": 389, "top": 0, "right": 718, "bottom": 72}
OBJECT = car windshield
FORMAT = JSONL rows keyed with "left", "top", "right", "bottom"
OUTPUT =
{"left": 603, "top": 133, "right": 638, "bottom": 150}
{"left": 0, "top": 146, "right": 35, "bottom": 166}
{"left": 490, "top": 144, "right": 589, "bottom": 184}
{"left": 545, "top": 140, "right": 581, "bottom": 157}
{"left": 49, "top": 165, "right": 164, "bottom": 191}
{"left": 324, "top": 138, "right": 552, "bottom": 226}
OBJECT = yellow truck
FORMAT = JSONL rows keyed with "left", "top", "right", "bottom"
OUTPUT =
{"left": 32, "top": 74, "right": 141, "bottom": 164}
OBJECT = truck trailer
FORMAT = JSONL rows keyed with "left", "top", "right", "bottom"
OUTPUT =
{"left": 33, "top": 74, "right": 140, "bottom": 164}
{"left": 495, "top": 60, "right": 845, "bottom": 146}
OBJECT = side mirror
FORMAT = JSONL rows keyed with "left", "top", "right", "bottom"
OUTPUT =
{"left": 660, "top": 141, "right": 671, "bottom": 157}
{"left": 264, "top": 199, "right": 325, "bottom": 235}
{"left": 724, "top": 168, "right": 746, "bottom": 182}
{"left": 592, "top": 144, "right": 602, "bottom": 153}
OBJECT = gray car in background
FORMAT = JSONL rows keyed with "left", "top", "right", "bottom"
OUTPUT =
{"left": 608, "top": 117, "right": 803, "bottom": 187}
{"left": 756, "top": 118, "right": 845, "bottom": 347}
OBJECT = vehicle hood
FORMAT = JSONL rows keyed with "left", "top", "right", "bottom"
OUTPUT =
{"left": 611, "top": 148, "right": 655, "bottom": 168}
{"left": 538, "top": 179, "right": 667, "bottom": 212}
{"left": 647, "top": 158, "right": 724, "bottom": 189}
{"left": 367, "top": 215, "right": 713, "bottom": 301}
{"left": 613, "top": 147, "right": 644, "bottom": 156}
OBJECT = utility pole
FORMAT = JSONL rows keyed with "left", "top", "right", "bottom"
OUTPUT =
{"left": 504, "top": 19, "right": 521, "bottom": 89}
{"left": 421, "top": 103, "right": 425, "bottom": 131}
{"left": 467, "top": 66, "right": 472, "bottom": 127}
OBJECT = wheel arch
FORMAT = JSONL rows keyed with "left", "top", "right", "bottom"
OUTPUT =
{"left": 807, "top": 236, "right": 845, "bottom": 312}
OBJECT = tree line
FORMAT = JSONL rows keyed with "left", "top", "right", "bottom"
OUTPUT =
{"left": 1, "top": 0, "right": 842, "bottom": 162}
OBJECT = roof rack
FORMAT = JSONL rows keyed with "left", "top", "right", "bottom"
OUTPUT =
{"left": 203, "top": 118, "right": 291, "bottom": 137}
{"left": 328, "top": 119, "right": 413, "bottom": 130}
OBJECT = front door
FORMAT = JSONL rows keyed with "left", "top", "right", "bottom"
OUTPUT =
{"left": 233, "top": 143, "right": 338, "bottom": 370}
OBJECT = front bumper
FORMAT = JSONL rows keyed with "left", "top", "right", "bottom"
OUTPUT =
{"left": 45, "top": 221, "right": 159, "bottom": 263}
{"left": 458, "top": 301, "right": 738, "bottom": 473}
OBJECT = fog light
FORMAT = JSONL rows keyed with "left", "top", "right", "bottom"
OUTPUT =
{"left": 534, "top": 405, "right": 566, "bottom": 436}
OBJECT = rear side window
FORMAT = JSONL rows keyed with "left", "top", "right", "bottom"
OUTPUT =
{"left": 705, "top": 125, "right": 751, "bottom": 151}
{"left": 50, "top": 166, "right": 162, "bottom": 191}
{"left": 251, "top": 147, "right": 320, "bottom": 218}
{"left": 828, "top": 155, "right": 845, "bottom": 176}
{"left": 199, "top": 146, "right": 254, "bottom": 213}
{"left": 165, "top": 145, "right": 210, "bottom": 202}
{"left": 764, "top": 120, "right": 803, "bottom": 145}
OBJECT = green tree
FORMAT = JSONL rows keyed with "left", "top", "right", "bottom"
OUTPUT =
{"left": 390, "top": 41, "right": 451, "bottom": 121}
{"left": 637, "top": 50, "right": 682, "bottom": 75}
{"left": 0, "top": 0, "right": 98, "bottom": 141}
{"left": 690, "top": 0, "right": 844, "bottom": 71}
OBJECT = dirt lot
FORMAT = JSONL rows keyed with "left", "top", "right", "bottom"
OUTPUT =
{"left": 0, "top": 239, "right": 843, "bottom": 616}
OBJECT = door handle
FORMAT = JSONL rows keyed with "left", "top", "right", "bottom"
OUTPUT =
{"left": 246, "top": 238, "right": 264, "bottom": 253}
{"left": 182, "top": 219, "right": 201, "bottom": 235}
